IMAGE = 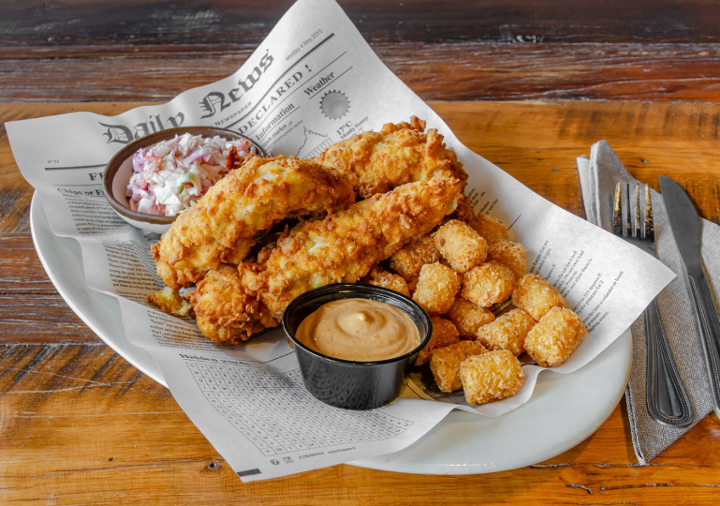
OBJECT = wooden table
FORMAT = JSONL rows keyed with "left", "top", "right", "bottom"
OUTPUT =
{"left": 2, "top": 1, "right": 720, "bottom": 505}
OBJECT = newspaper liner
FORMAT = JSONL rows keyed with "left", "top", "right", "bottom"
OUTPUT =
{"left": 7, "top": 0, "right": 674, "bottom": 481}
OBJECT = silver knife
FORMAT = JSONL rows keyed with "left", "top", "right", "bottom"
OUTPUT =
{"left": 659, "top": 176, "right": 720, "bottom": 413}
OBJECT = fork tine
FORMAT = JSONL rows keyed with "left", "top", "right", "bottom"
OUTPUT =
{"left": 645, "top": 184, "right": 654, "bottom": 241}
{"left": 613, "top": 182, "right": 623, "bottom": 236}
{"left": 626, "top": 183, "right": 632, "bottom": 237}
{"left": 635, "top": 183, "right": 641, "bottom": 238}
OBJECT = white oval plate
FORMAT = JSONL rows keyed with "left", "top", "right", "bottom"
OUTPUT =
{"left": 30, "top": 193, "right": 631, "bottom": 475}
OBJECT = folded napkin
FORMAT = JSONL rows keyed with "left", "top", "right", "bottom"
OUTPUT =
{"left": 577, "top": 141, "right": 720, "bottom": 464}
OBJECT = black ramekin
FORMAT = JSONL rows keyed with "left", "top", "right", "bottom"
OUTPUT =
{"left": 282, "top": 284, "right": 432, "bottom": 410}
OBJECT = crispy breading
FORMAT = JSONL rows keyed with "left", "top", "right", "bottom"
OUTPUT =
{"left": 413, "top": 262, "right": 461, "bottom": 315}
{"left": 475, "top": 308, "right": 535, "bottom": 356}
{"left": 225, "top": 145, "right": 244, "bottom": 172}
{"left": 388, "top": 236, "right": 440, "bottom": 282}
{"left": 446, "top": 297, "right": 495, "bottom": 339}
{"left": 524, "top": 307, "right": 588, "bottom": 367}
{"left": 189, "top": 178, "right": 462, "bottom": 343}
{"left": 430, "top": 340, "right": 488, "bottom": 392}
{"left": 187, "top": 265, "right": 276, "bottom": 345}
{"left": 415, "top": 316, "right": 460, "bottom": 366}
{"left": 260, "top": 178, "right": 461, "bottom": 318}
{"left": 151, "top": 155, "right": 355, "bottom": 289}
{"left": 469, "top": 214, "right": 509, "bottom": 243}
{"left": 364, "top": 265, "right": 410, "bottom": 296}
{"left": 313, "top": 117, "right": 468, "bottom": 198}
{"left": 461, "top": 261, "right": 515, "bottom": 307}
{"left": 511, "top": 274, "right": 566, "bottom": 321}
{"left": 147, "top": 286, "right": 193, "bottom": 317}
{"left": 487, "top": 240, "right": 526, "bottom": 280}
{"left": 460, "top": 350, "right": 525, "bottom": 405}
{"left": 433, "top": 219, "right": 488, "bottom": 273}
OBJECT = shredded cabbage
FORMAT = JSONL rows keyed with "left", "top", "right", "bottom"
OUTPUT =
{"left": 126, "top": 133, "right": 256, "bottom": 216}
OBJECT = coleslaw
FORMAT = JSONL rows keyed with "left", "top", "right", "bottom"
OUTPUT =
{"left": 126, "top": 133, "right": 257, "bottom": 216}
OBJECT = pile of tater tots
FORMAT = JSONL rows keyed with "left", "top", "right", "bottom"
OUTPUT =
{"left": 363, "top": 197, "right": 588, "bottom": 405}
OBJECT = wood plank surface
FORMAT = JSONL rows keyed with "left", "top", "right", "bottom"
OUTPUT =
{"left": 3, "top": 0, "right": 720, "bottom": 103}
{"left": 2, "top": 100, "right": 720, "bottom": 504}
{"left": 5, "top": 43, "right": 720, "bottom": 103}
{"left": 4, "top": 0, "right": 720, "bottom": 45}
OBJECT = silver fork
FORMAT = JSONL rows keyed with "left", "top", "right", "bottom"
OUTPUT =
{"left": 613, "top": 182, "right": 694, "bottom": 427}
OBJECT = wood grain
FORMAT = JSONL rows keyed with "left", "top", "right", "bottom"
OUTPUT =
{"left": 2, "top": 100, "right": 720, "bottom": 504}
{"left": 4, "top": 0, "right": 720, "bottom": 45}
{"left": 3, "top": 1, "right": 720, "bottom": 103}
{"left": 1, "top": 344, "right": 719, "bottom": 504}
{"left": 4, "top": 42, "right": 720, "bottom": 103}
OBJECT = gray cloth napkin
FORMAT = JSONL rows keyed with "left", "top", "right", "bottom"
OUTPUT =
{"left": 577, "top": 141, "right": 720, "bottom": 464}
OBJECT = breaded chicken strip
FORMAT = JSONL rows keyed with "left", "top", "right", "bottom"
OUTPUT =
{"left": 313, "top": 117, "right": 467, "bottom": 198}
{"left": 260, "top": 177, "right": 462, "bottom": 317}
{"left": 151, "top": 155, "right": 354, "bottom": 289}
{"left": 190, "top": 265, "right": 277, "bottom": 344}
{"left": 189, "top": 177, "right": 462, "bottom": 344}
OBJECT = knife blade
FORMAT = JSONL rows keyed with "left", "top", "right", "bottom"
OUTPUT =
{"left": 659, "top": 176, "right": 720, "bottom": 413}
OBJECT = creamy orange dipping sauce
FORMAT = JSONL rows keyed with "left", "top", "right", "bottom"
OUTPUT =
{"left": 295, "top": 299, "right": 420, "bottom": 362}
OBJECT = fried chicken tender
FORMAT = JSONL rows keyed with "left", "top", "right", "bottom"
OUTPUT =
{"left": 524, "top": 307, "right": 588, "bottom": 367}
{"left": 413, "top": 262, "right": 461, "bottom": 315}
{"left": 313, "top": 117, "right": 468, "bottom": 198}
{"left": 388, "top": 236, "right": 440, "bottom": 282}
{"left": 147, "top": 287, "right": 192, "bottom": 316}
{"left": 461, "top": 261, "right": 515, "bottom": 307}
{"left": 364, "top": 265, "right": 410, "bottom": 296}
{"left": 430, "top": 340, "right": 487, "bottom": 392}
{"left": 152, "top": 155, "right": 355, "bottom": 289}
{"left": 475, "top": 308, "right": 535, "bottom": 356}
{"left": 433, "top": 219, "right": 488, "bottom": 273}
{"left": 512, "top": 274, "right": 566, "bottom": 321}
{"left": 191, "top": 178, "right": 462, "bottom": 343}
{"left": 460, "top": 350, "right": 525, "bottom": 405}
{"left": 415, "top": 316, "right": 460, "bottom": 366}
{"left": 188, "top": 265, "right": 276, "bottom": 345}
{"left": 446, "top": 297, "right": 495, "bottom": 339}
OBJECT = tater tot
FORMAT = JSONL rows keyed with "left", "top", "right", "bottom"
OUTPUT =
{"left": 446, "top": 298, "right": 495, "bottom": 339}
{"left": 524, "top": 307, "right": 588, "bottom": 367}
{"left": 407, "top": 277, "right": 419, "bottom": 294}
{"left": 487, "top": 240, "right": 526, "bottom": 280}
{"left": 433, "top": 219, "right": 488, "bottom": 273}
{"left": 460, "top": 350, "right": 525, "bottom": 405}
{"left": 413, "top": 262, "right": 461, "bottom": 315}
{"left": 430, "top": 340, "right": 487, "bottom": 392}
{"left": 415, "top": 316, "right": 460, "bottom": 366}
{"left": 365, "top": 265, "right": 410, "bottom": 296}
{"left": 461, "top": 261, "right": 515, "bottom": 308}
{"left": 512, "top": 274, "right": 565, "bottom": 320}
{"left": 469, "top": 214, "right": 509, "bottom": 243}
{"left": 475, "top": 308, "right": 535, "bottom": 356}
{"left": 389, "top": 236, "right": 440, "bottom": 281}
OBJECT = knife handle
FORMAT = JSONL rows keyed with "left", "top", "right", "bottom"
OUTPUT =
{"left": 688, "top": 272, "right": 720, "bottom": 410}
{"left": 644, "top": 299, "right": 695, "bottom": 426}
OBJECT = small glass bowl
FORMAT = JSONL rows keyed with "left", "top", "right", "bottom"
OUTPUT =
{"left": 282, "top": 284, "right": 433, "bottom": 410}
{"left": 103, "top": 127, "right": 266, "bottom": 234}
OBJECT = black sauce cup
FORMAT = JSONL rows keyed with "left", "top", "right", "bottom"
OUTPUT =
{"left": 282, "top": 284, "right": 433, "bottom": 410}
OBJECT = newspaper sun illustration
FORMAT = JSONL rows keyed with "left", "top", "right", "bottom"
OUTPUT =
{"left": 319, "top": 90, "right": 350, "bottom": 120}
